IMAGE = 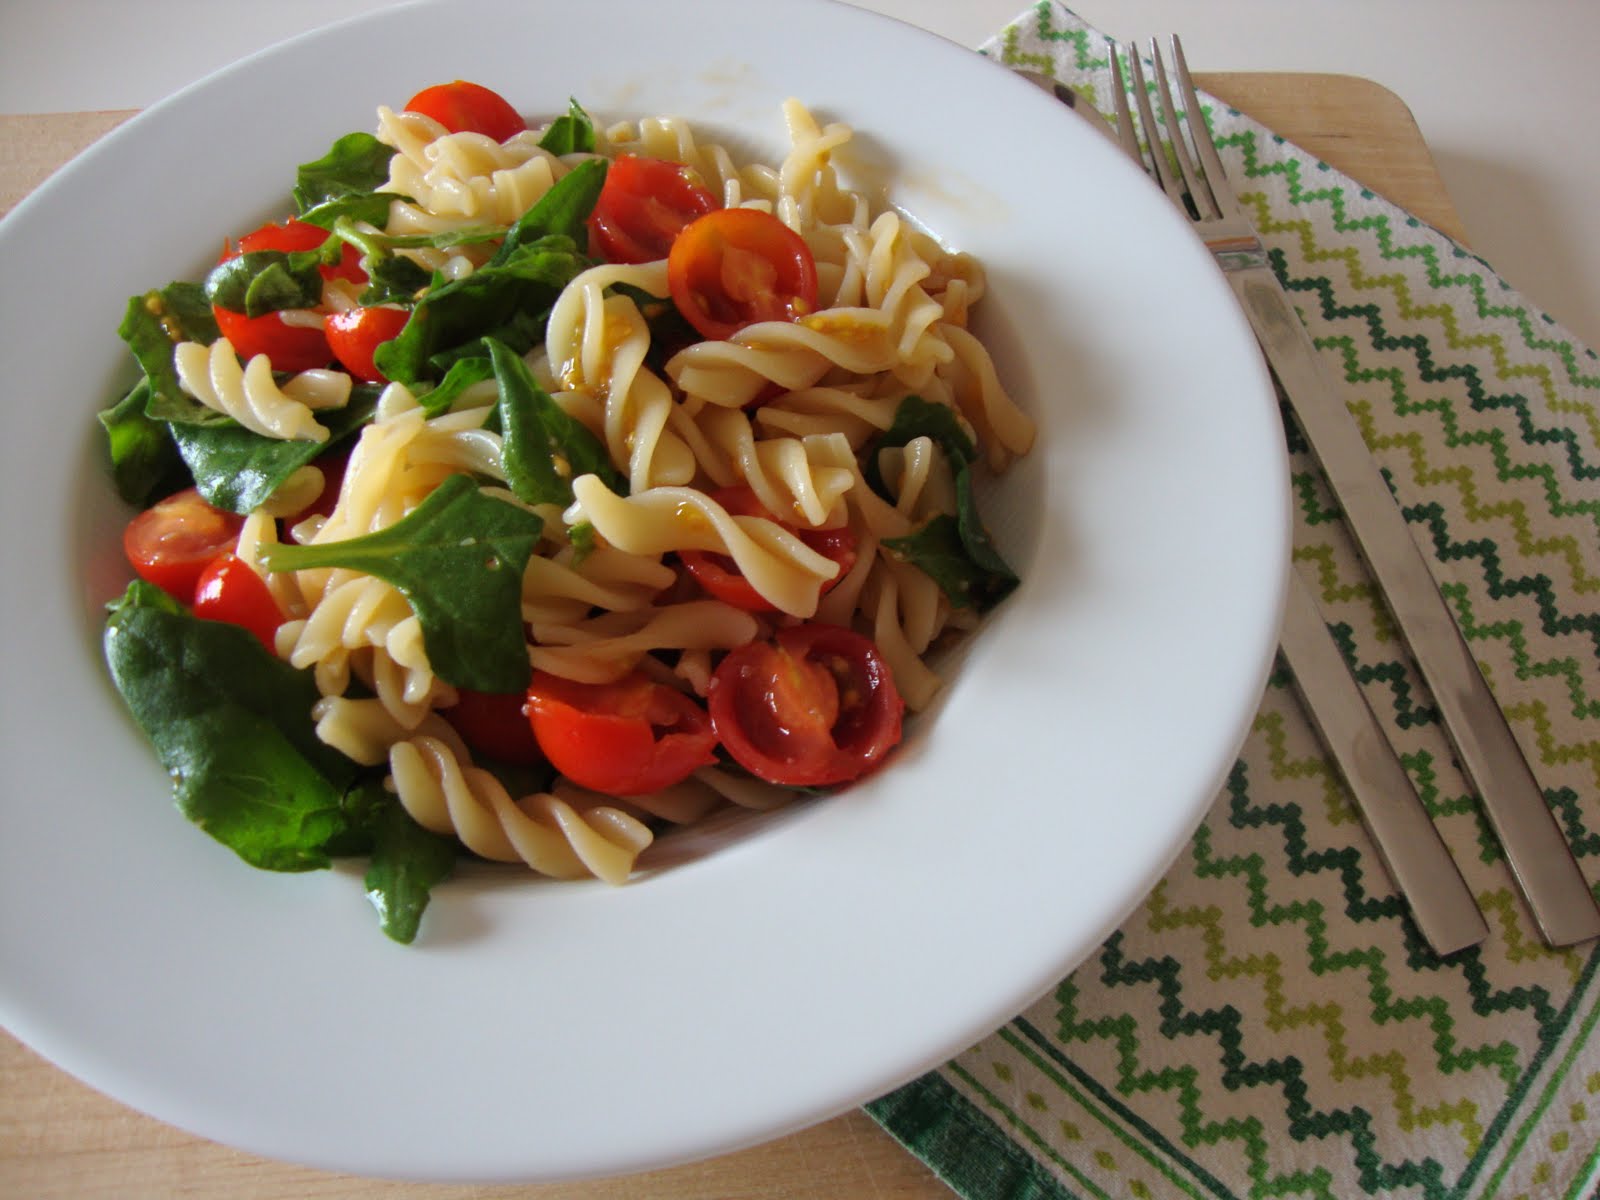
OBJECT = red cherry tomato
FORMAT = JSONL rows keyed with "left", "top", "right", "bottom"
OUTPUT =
{"left": 708, "top": 624, "right": 903, "bottom": 787}
{"left": 443, "top": 689, "right": 545, "bottom": 766}
{"left": 587, "top": 154, "right": 719, "bottom": 265}
{"left": 667, "top": 208, "right": 818, "bottom": 341}
{"left": 192, "top": 554, "right": 284, "bottom": 650}
{"left": 524, "top": 671, "right": 718, "bottom": 796}
{"left": 680, "top": 486, "right": 857, "bottom": 613}
{"left": 212, "top": 218, "right": 359, "bottom": 373}
{"left": 404, "top": 80, "right": 526, "bottom": 142}
{"left": 122, "top": 487, "right": 245, "bottom": 605}
{"left": 326, "top": 306, "right": 410, "bottom": 383}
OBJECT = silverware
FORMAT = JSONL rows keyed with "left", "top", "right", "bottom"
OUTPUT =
{"left": 1107, "top": 34, "right": 1600, "bottom": 947}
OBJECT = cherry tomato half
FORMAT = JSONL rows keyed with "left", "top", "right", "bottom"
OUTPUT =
{"left": 587, "top": 154, "right": 719, "bottom": 265}
{"left": 404, "top": 80, "right": 526, "bottom": 142}
{"left": 443, "top": 689, "right": 545, "bottom": 766}
{"left": 524, "top": 671, "right": 718, "bottom": 796}
{"left": 122, "top": 487, "right": 244, "bottom": 605}
{"left": 326, "top": 306, "right": 410, "bottom": 383}
{"left": 667, "top": 208, "right": 818, "bottom": 341}
{"left": 192, "top": 553, "right": 284, "bottom": 650}
{"left": 708, "top": 623, "right": 903, "bottom": 788}
{"left": 680, "top": 486, "right": 857, "bottom": 613}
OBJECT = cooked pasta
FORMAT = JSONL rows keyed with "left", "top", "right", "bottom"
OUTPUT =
{"left": 101, "top": 82, "right": 1036, "bottom": 937}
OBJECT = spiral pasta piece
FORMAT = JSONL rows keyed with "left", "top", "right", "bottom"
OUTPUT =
{"left": 173, "top": 338, "right": 350, "bottom": 442}
{"left": 388, "top": 735, "right": 653, "bottom": 883}
{"left": 568, "top": 475, "right": 842, "bottom": 617}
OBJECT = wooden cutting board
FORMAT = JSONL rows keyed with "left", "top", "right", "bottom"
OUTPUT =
{"left": 0, "top": 72, "right": 1467, "bottom": 1200}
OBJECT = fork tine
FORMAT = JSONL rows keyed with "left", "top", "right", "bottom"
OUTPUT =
{"left": 1169, "top": 35, "right": 1244, "bottom": 220}
{"left": 1148, "top": 38, "right": 1217, "bottom": 220}
{"left": 1123, "top": 43, "right": 1188, "bottom": 212}
{"left": 1106, "top": 41, "right": 1142, "bottom": 166}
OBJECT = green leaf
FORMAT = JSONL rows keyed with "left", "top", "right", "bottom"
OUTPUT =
{"left": 363, "top": 800, "right": 458, "bottom": 944}
{"left": 293, "top": 130, "right": 398, "bottom": 220}
{"left": 119, "top": 283, "right": 225, "bottom": 426}
{"left": 169, "top": 383, "right": 382, "bottom": 514}
{"left": 416, "top": 356, "right": 496, "bottom": 417}
{"left": 204, "top": 247, "right": 328, "bottom": 317}
{"left": 98, "top": 380, "right": 189, "bottom": 507}
{"left": 372, "top": 234, "right": 591, "bottom": 385}
{"left": 103, "top": 586, "right": 364, "bottom": 871}
{"left": 489, "top": 339, "right": 624, "bottom": 506}
{"left": 536, "top": 99, "right": 596, "bottom": 156}
{"left": 359, "top": 253, "right": 434, "bottom": 306}
{"left": 864, "top": 393, "right": 976, "bottom": 496}
{"left": 491, "top": 156, "right": 607, "bottom": 262}
{"left": 873, "top": 395, "right": 1018, "bottom": 612}
{"left": 258, "top": 474, "right": 542, "bottom": 692}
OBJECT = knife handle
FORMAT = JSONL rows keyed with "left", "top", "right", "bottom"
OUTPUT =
{"left": 1235, "top": 269, "right": 1600, "bottom": 946}
{"left": 1280, "top": 569, "right": 1488, "bottom": 955}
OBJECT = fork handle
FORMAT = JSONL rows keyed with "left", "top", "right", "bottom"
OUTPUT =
{"left": 1232, "top": 266, "right": 1600, "bottom": 946}
{"left": 1280, "top": 568, "right": 1488, "bottom": 955}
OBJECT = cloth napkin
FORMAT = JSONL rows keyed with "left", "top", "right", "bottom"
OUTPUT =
{"left": 865, "top": 5, "right": 1600, "bottom": 1199}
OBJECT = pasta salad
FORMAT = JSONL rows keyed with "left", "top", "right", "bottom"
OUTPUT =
{"left": 99, "top": 82, "right": 1035, "bottom": 942}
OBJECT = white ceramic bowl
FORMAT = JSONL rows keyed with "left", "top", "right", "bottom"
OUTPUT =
{"left": 0, "top": 0, "right": 1287, "bottom": 1182}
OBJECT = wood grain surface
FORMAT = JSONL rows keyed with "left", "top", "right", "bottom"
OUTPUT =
{"left": 0, "top": 72, "right": 1466, "bottom": 1200}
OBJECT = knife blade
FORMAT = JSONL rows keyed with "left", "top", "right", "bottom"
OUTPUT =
{"left": 1280, "top": 567, "right": 1488, "bottom": 955}
{"left": 1227, "top": 264, "right": 1600, "bottom": 947}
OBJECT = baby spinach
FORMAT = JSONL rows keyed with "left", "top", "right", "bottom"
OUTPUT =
{"left": 489, "top": 339, "right": 624, "bottom": 507}
{"left": 104, "top": 581, "right": 365, "bottom": 871}
{"left": 363, "top": 798, "right": 459, "bottom": 944}
{"left": 293, "top": 130, "right": 398, "bottom": 226}
{"left": 99, "top": 380, "right": 188, "bottom": 507}
{"left": 204, "top": 244, "right": 337, "bottom": 318}
{"left": 491, "top": 156, "right": 607, "bottom": 263}
{"left": 258, "top": 473, "right": 543, "bottom": 693}
{"left": 872, "top": 395, "right": 1019, "bottom": 611}
{"left": 535, "top": 99, "right": 596, "bottom": 156}
{"left": 170, "top": 382, "right": 382, "bottom": 514}
{"left": 372, "top": 234, "right": 590, "bottom": 384}
{"left": 118, "top": 283, "right": 225, "bottom": 426}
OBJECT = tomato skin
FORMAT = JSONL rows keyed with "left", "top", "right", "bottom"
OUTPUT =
{"left": 192, "top": 554, "right": 284, "bottom": 650}
{"left": 680, "top": 487, "right": 857, "bottom": 613}
{"left": 525, "top": 671, "right": 718, "bottom": 796}
{"left": 326, "top": 306, "right": 410, "bottom": 383}
{"left": 212, "top": 306, "right": 333, "bottom": 374}
{"left": 122, "top": 487, "right": 245, "bottom": 605}
{"left": 588, "top": 155, "right": 719, "bottom": 265}
{"left": 708, "top": 624, "right": 903, "bottom": 787}
{"left": 444, "top": 689, "right": 545, "bottom": 766}
{"left": 404, "top": 80, "right": 526, "bottom": 142}
{"left": 667, "top": 208, "right": 818, "bottom": 341}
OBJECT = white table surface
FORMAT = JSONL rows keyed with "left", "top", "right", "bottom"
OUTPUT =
{"left": 3, "top": 0, "right": 1595, "bottom": 351}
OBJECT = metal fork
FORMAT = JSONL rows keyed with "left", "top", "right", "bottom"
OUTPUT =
{"left": 1099, "top": 36, "right": 1574, "bottom": 954}
{"left": 1112, "top": 36, "right": 1600, "bottom": 948}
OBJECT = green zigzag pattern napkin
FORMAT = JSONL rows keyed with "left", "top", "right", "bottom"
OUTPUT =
{"left": 866, "top": 6, "right": 1600, "bottom": 1199}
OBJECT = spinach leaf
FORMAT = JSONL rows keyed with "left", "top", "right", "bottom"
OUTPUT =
{"left": 359, "top": 254, "right": 434, "bottom": 306}
{"left": 259, "top": 473, "right": 542, "bottom": 692}
{"left": 98, "top": 380, "right": 188, "bottom": 507}
{"left": 491, "top": 156, "right": 607, "bottom": 262}
{"left": 372, "top": 234, "right": 590, "bottom": 384}
{"left": 293, "top": 130, "right": 397, "bottom": 224}
{"left": 536, "top": 99, "right": 596, "bottom": 155}
{"left": 204, "top": 246, "right": 331, "bottom": 317}
{"left": 363, "top": 800, "right": 458, "bottom": 944}
{"left": 872, "top": 395, "right": 1019, "bottom": 612}
{"left": 103, "top": 583, "right": 364, "bottom": 871}
{"left": 489, "top": 339, "right": 624, "bottom": 506}
{"left": 170, "top": 383, "right": 382, "bottom": 514}
{"left": 119, "top": 283, "right": 226, "bottom": 426}
{"left": 417, "top": 356, "right": 496, "bottom": 416}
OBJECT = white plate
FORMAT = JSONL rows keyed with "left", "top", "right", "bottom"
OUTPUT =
{"left": 0, "top": 0, "right": 1288, "bottom": 1183}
